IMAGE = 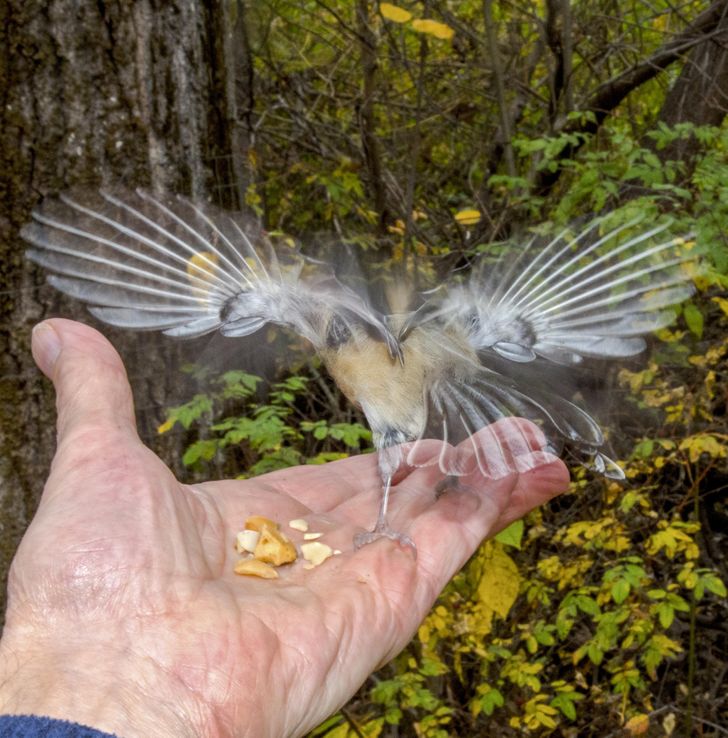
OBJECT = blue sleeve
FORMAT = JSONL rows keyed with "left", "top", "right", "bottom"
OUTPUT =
{"left": 0, "top": 715, "right": 119, "bottom": 737}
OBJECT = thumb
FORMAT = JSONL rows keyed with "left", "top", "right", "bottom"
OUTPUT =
{"left": 32, "top": 319, "right": 138, "bottom": 444}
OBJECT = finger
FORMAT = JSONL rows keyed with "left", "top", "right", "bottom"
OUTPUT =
{"left": 32, "top": 319, "right": 138, "bottom": 443}
{"left": 488, "top": 457, "right": 569, "bottom": 531}
{"left": 389, "top": 456, "right": 567, "bottom": 619}
{"left": 331, "top": 418, "right": 553, "bottom": 533}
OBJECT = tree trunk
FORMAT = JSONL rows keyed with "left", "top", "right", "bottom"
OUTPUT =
{"left": 0, "top": 0, "right": 254, "bottom": 626}
{"left": 356, "top": 0, "right": 390, "bottom": 233}
{"left": 655, "top": 5, "right": 728, "bottom": 163}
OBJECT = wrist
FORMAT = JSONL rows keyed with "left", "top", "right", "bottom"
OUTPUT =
{"left": 0, "top": 633, "right": 212, "bottom": 738}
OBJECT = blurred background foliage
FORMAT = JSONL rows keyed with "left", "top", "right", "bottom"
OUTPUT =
{"left": 149, "top": 1, "right": 728, "bottom": 735}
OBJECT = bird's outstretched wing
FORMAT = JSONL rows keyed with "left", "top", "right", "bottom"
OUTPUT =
{"left": 422, "top": 218, "right": 697, "bottom": 365}
{"left": 400, "top": 218, "right": 698, "bottom": 479}
{"left": 22, "top": 190, "right": 394, "bottom": 351}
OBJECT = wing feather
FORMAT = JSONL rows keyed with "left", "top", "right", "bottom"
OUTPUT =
{"left": 23, "top": 189, "right": 391, "bottom": 349}
{"left": 406, "top": 365, "right": 613, "bottom": 480}
{"left": 430, "top": 219, "right": 697, "bottom": 365}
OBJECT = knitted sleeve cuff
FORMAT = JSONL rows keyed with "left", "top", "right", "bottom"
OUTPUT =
{"left": 0, "top": 715, "right": 119, "bottom": 737}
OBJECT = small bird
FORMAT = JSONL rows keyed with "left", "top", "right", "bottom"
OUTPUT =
{"left": 22, "top": 190, "right": 697, "bottom": 549}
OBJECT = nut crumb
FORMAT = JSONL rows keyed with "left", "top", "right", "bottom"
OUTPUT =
{"left": 301, "top": 541, "right": 334, "bottom": 567}
{"left": 303, "top": 532, "right": 323, "bottom": 540}
{"left": 235, "top": 529, "right": 260, "bottom": 554}
{"left": 234, "top": 559, "right": 279, "bottom": 579}
{"left": 245, "top": 515, "right": 279, "bottom": 532}
{"left": 288, "top": 518, "right": 309, "bottom": 532}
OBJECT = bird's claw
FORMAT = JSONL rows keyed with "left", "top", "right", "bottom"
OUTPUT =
{"left": 354, "top": 523, "right": 417, "bottom": 556}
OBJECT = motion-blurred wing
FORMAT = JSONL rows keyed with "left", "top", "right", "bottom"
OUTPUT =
{"left": 22, "top": 190, "right": 390, "bottom": 349}
{"left": 407, "top": 366, "right": 623, "bottom": 480}
{"left": 430, "top": 219, "right": 697, "bottom": 365}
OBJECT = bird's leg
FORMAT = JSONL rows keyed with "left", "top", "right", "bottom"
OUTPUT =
{"left": 353, "top": 474, "right": 416, "bottom": 553}
{"left": 374, "top": 473, "right": 394, "bottom": 530}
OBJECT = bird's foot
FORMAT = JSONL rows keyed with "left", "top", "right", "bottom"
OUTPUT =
{"left": 354, "top": 522, "right": 417, "bottom": 556}
{"left": 434, "top": 474, "right": 465, "bottom": 499}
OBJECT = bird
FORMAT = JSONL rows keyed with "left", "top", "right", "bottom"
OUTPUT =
{"left": 21, "top": 189, "right": 697, "bottom": 550}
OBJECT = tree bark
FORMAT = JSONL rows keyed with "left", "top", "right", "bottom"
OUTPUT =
{"left": 483, "top": 0, "right": 516, "bottom": 177}
{"left": 655, "top": 4, "right": 728, "bottom": 163}
{"left": 0, "top": 0, "right": 253, "bottom": 626}
{"left": 544, "top": 0, "right": 573, "bottom": 125}
{"left": 356, "top": 0, "right": 390, "bottom": 233}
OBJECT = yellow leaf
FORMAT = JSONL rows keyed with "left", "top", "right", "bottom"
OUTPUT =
{"left": 674, "top": 236, "right": 697, "bottom": 250}
{"left": 472, "top": 542, "right": 521, "bottom": 635}
{"left": 454, "top": 208, "right": 481, "bottom": 225}
{"left": 380, "top": 3, "right": 412, "bottom": 23}
{"left": 411, "top": 18, "right": 454, "bottom": 40}
{"left": 186, "top": 251, "right": 219, "bottom": 280}
{"left": 624, "top": 713, "right": 650, "bottom": 735}
{"left": 712, "top": 296, "right": 728, "bottom": 317}
{"left": 679, "top": 434, "right": 726, "bottom": 463}
{"left": 662, "top": 712, "right": 677, "bottom": 736}
{"left": 157, "top": 418, "right": 174, "bottom": 435}
{"left": 652, "top": 14, "right": 668, "bottom": 31}
{"left": 362, "top": 718, "right": 384, "bottom": 737}
{"left": 387, "top": 218, "right": 406, "bottom": 236}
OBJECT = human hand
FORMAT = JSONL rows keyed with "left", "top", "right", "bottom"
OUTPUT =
{"left": 0, "top": 319, "right": 568, "bottom": 738}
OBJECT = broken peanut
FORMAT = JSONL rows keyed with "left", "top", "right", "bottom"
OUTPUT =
{"left": 301, "top": 541, "right": 334, "bottom": 568}
{"left": 254, "top": 525, "right": 297, "bottom": 566}
{"left": 235, "top": 529, "right": 260, "bottom": 554}
{"left": 244, "top": 515, "right": 279, "bottom": 533}
{"left": 234, "top": 559, "right": 279, "bottom": 579}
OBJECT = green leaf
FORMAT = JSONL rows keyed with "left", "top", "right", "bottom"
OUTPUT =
{"left": 633, "top": 439, "right": 654, "bottom": 458}
{"left": 611, "top": 579, "right": 631, "bottom": 604}
{"left": 586, "top": 642, "right": 604, "bottom": 665}
{"left": 495, "top": 519, "right": 524, "bottom": 549}
{"left": 168, "top": 394, "right": 214, "bottom": 429}
{"left": 656, "top": 602, "right": 674, "bottom": 629}
{"left": 220, "top": 370, "right": 261, "bottom": 398}
{"left": 314, "top": 425, "right": 329, "bottom": 440}
{"left": 249, "top": 447, "right": 301, "bottom": 475}
{"left": 307, "top": 714, "right": 344, "bottom": 736}
{"left": 479, "top": 687, "right": 504, "bottom": 716}
{"left": 683, "top": 303, "right": 704, "bottom": 338}
{"left": 550, "top": 691, "right": 582, "bottom": 721}
{"left": 575, "top": 594, "right": 601, "bottom": 616}
{"left": 182, "top": 439, "right": 218, "bottom": 465}
{"left": 701, "top": 572, "right": 727, "bottom": 597}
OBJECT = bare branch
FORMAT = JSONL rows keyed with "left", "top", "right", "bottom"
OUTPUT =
{"left": 534, "top": 0, "right": 728, "bottom": 196}
{"left": 483, "top": 0, "right": 517, "bottom": 177}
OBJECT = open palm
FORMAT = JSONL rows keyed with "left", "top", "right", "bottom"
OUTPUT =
{"left": 0, "top": 319, "right": 568, "bottom": 738}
